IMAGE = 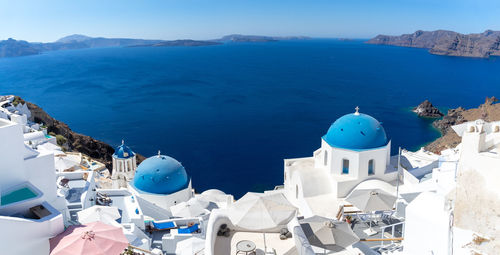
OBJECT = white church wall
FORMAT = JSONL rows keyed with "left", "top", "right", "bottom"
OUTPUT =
{"left": 329, "top": 146, "right": 360, "bottom": 177}
{"left": 129, "top": 181, "right": 193, "bottom": 211}
{"left": 357, "top": 143, "right": 390, "bottom": 178}
{"left": 321, "top": 139, "right": 390, "bottom": 179}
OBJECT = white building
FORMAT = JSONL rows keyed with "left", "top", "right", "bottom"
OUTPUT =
{"left": 112, "top": 140, "right": 137, "bottom": 189}
{"left": 400, "top": 119, "right": 500, "bottom": 255}
{"left": 283, "top": 108, "right": 398, "bottom": 218}
{"left": 0, "top": 118, "right": 65, "bottom": 255}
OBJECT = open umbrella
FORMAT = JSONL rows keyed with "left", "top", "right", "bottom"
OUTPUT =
{"left": 171, "top": 196, "right": 212, "bottom": 218}
{"left": 77, "top": 205, "right": 121, "bottom": 226}
{"left": 345, "top": 188, "right": 397, "bottom": 212}
{"left": 346, "top": 188, "right": 397, "bottom": 235}
{"left": 175, "top": 236, "right": 206, "bottom": 255}
{"left": 54, "top": 155, "right": 81, "bottom": 172}
{"left": 228, "top": 192, "right": 297, "bottom": 231}
{"left": 299, "top": 215, "right": 359, "bottom": 252}
{"left": 49, "top": 221, "right": 128, "bottom": 255}
{"left": 201, "top": 189, "right": 227, "bottom": 203}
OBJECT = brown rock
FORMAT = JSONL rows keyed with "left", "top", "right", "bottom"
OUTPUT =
{"left": 425, "top": 96, "right": 500, "bottom": 153}
{"left": 19, "top": 97, "right": 144, "bottom": 171}
{"left": 413, "top": 100, "right": 443, "bottom": 118}
{"left": 367, "top": 30, "right": 500, "bottom": 58}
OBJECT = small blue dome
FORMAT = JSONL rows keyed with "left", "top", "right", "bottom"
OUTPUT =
{"left": 113, "top": 141, "right": 135, "bottom": 159}
{"left": 323, "top": 112, "right": 388, "bottom": 150}
{"left": 132, "top": 155, "right": 189, "bottom": 195}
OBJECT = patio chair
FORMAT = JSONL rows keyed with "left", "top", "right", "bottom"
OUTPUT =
{"left": 96, "top": 193, "right": 112, "bottom": 206}
{"left": 147, "top": 221, "right": 178, "bottom": 234}
{"left": 177, "top": 223, "right": 200, "bottom": 234}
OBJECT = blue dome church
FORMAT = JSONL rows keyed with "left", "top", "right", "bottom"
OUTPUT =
{"left": 128, "top": 151, "right": 193, "bottom": 210}
{"left": 112, "top": 140, "right": 137, "bottom": 189}
{"left": 283, "top": 107, "right": 398, "bottom": 204}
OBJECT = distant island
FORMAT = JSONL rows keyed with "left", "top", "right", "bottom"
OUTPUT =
{"left": 0, "top": 34, "right": 310, "bottom": 58}
{"left": 214, "top": 34, "right": 310, "bottom": 43}
{"left": 367, "top": 30, "right": 500, "bottom": 58}
{"left": 131, "top": 40, "right": 221, "bottom": 47}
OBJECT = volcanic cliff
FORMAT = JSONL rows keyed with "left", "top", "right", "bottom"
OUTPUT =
{"left": 367, "top": 30, "right": 500, "bottom": 58}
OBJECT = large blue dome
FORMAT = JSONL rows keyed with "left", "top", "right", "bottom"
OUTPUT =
{"left": 322, "top": 112, "right": 388, "bottom": 150}
{"left": 132, "top": 155, "right": 189, "bottom": 194}
{"left": 113, "top": 141, "right": 135, "bottom": 159}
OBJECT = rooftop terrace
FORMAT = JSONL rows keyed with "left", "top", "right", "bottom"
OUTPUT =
{"left": 215, "top": 231, "right": 297, "bottom": 255}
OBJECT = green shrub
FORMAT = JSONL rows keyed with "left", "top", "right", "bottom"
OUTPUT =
{"left": 56, "top": 135, "right": 67, "bottom": 146}
{"left": 12, "top": 96, "right": 22, "bottom": 106}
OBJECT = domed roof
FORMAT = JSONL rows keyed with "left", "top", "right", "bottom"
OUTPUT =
{"left": 323, "top": 109, "right": 388, "bottom": 150}
{"left": 113, "top": 140, "right": 135, "bottom": 159}
{"left": 132, "top": 153, "right": 189, "bottom": 194}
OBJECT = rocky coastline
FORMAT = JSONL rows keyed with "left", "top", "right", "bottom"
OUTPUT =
{"left": 367, "top": 30, "right": 500, "bottom": 58}
{"left": 17, "top": 97, "right": 145, "bottom": 170}
{"left": 423, "top": 97, "right": 499, "bottom": 153}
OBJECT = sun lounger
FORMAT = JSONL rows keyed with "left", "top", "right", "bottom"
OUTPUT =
{"left": 177, "top": 223, "right": 199, "bottom": 234}
{"left": 148, "top": 221, "right": 178, "bottom": 233}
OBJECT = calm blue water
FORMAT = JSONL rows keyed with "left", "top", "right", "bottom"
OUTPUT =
{"left": 1, "top": 40, "right": 499, "bottom": 197}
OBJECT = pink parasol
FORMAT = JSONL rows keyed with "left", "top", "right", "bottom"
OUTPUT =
{"left": 50, "top": 221, "right": 128, "bottom": 255}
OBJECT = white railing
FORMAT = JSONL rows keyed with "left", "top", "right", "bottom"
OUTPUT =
{"left": 379, "top": 221, "right": 405, "bottom": 247}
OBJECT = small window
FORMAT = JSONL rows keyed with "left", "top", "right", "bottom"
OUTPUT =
{"left": 342, "top": 159, "right": 349, "bottom": 174}
{"left": 296, "top": 185, "right": 299, "bottom": 199}
{"left": 368, "top": 159, "right": 375, "bottom": 175}
{"left": 323, "top": 150, "right": 328, "bottom": 166}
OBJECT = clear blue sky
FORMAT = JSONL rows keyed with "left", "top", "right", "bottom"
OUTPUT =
{"left": 1, "top": 0, "right": 499, "bottom": 42}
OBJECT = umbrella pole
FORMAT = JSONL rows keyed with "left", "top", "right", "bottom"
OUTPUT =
{"left": 263, "top": 232, "right": 267, "bottom": 252}
{"left": 395, "top": 147, "right": 401, "bottom": 213}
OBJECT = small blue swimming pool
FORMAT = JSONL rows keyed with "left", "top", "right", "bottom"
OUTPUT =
{"left": 1, "top": 187, "right": 38, "bottom": 206}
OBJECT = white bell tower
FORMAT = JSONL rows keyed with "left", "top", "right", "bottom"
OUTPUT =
{"left": 111, "top": 140, "right": 137, "bottom": 188}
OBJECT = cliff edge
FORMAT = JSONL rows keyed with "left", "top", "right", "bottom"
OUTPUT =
{"left": 367, "top": 30, "right": 500, "bottom": 58}
{"left": 425, "top": 96, "right": 500, "bottom": 153}
{"left": 17, "top": 97, "right": 145, "bottom": 170}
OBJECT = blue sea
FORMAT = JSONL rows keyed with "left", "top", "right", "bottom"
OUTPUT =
{"left": 1, "top": 39, "right": 499, "bottom": 197}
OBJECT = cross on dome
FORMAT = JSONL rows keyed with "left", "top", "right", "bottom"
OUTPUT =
{"left": 354, "top": 106, "right": 360, "bottom": 115}
{"left": 157, "top": 150, "right": 161, "bottom": 157}
{"left": 121, "top": 139, "right": 124, "bottom": 145}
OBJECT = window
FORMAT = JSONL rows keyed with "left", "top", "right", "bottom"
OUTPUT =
{"left": 342, "top": 159, "right": 349, "bottom": 174}
{"left": 296, "top": 185, "right": 299, "bottom": 199}
{"left": 368, "top": 159, "right": 375, "bottom": 175}
{"left": 323, "top": 150, "right": 328, "bottom": 166}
